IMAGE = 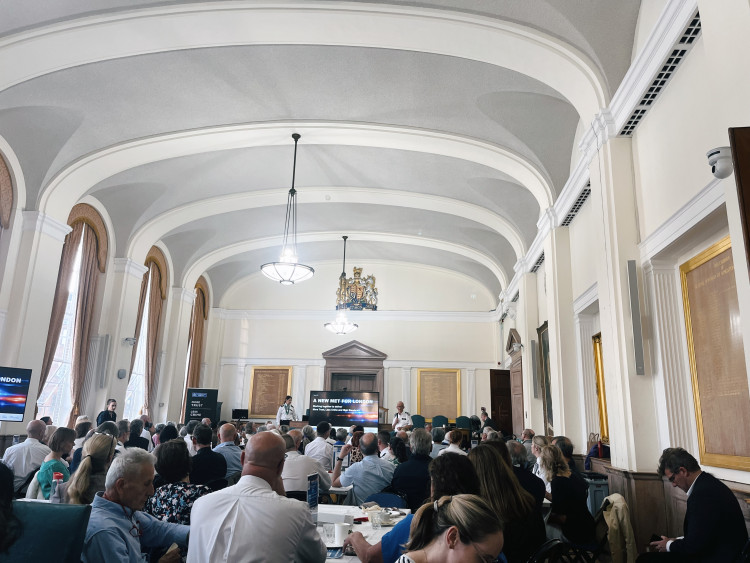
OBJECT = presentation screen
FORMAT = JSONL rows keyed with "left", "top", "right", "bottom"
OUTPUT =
{"left": 184, "top": 388, "right": 218, "bottom": 424}
{"left": 0, "top": 366, "right": 33, "bottom": 422}
{"left": 308, "top": 390, "right": 379, "bottom": 429}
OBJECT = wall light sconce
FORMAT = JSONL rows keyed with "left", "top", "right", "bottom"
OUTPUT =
{"left": 512, "top": 342, "right": 523, "bottom": 353}
{"left": 123, "top": 337, "right": 137, "bottom": 346}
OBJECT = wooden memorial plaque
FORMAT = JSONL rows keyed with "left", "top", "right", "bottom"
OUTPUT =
{"left": 681, "top": 237, "right": 750, "bottom": 470}
{"left": 417, "top": 369, "right": 460, "bottom": 422}
{"left": 249, "top": 366, "right": 292, "bottom": 419}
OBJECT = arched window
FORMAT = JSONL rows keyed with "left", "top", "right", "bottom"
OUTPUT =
{"left": 38, "top": 204, "right": 108, "bottom": 427}
{"left": 0, "top": 153, "right": 12, "bottom": 237}
{"left": 124, "top": 246, "right": 167, "bottom": 421}
{"left": 181, "top": 276, "right": 209, "bottom": 420}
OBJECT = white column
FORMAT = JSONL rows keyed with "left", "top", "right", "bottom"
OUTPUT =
{"left": 401, "top": 367, "right": 412, "bottom": 413}
{"left": 465, "top": 368, "right": 476, "bottom": 417}
{"left": 643, "top": 260, "right": 696, "bottom": 451}
{"left": 574, "top": 314, "right": 599, "bottom": 441}
{"left": 293, "top": 365, "right": 307, "bottom": 416}
{"left": 516, "top": 269, "right": 543, "bottom": 432}
{"left": 237, "top": 363, "right": 248, "bottom": 410}
{"left": 162, "top": 287, "right": 196, "bottom": 422}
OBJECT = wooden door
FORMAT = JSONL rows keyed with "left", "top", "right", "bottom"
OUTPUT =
{"left": 490, "top": 369, "right": 512, "bottom": 435}
{"left": 331, "top": 373, "right": 376, "bottom": 392}
{"left": 510, "top": 355, "right": 524, "bottom": 437}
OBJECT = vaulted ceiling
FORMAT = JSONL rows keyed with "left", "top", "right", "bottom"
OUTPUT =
{"left": 0, "top": 1, "right": 641, "bottom": 307}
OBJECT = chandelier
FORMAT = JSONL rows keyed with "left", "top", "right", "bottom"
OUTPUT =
{"left": 260, "top": 133, "right": 314, "bottom": 285}
{"left": 324, "top": 236, "right": 358, "bottom": 334}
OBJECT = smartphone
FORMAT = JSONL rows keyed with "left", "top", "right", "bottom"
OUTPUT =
{"left": 471, "top": 439, "right": 478, "bottom": 449}
{"left": 327, "top": 548, "right": 344, "bottom": 559}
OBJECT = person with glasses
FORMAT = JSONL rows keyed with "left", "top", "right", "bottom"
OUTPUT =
{"left": 82, "top": 448, "right": 189, "bottom": 563}
{"left": 396, "top": 494, "right": 503, "bottom": 563}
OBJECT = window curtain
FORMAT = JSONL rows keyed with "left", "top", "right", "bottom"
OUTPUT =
{"left": 67, "top": 227, "right": 100, "bottom": 427}
{"left": 181, "top": 287, "right": 207, "bottom": 420}
{"left": 38, "top": 222, "right": 84, "bottom": 405}
{"left": 128, "top": 262, "right": 163, "bottom": 418}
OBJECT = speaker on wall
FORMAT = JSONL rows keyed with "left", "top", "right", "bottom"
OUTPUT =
{"left": 627, "top": 260, "right": 646, "bottom": 375}
{"left": 530, "top": 339, "right": 539, "bottom": 398}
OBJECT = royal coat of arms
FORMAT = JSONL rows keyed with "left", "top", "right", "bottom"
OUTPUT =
{"left": 336, "top": 267, "right": 378, "bottom": 311}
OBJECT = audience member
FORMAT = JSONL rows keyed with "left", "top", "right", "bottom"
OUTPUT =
{"left": 334, "top": 428, "right": 347, "bottom": 445}
{"left": 438, "top": 430, "right": 466, "bottom": 456}
{"left": 399, "top": 494, "right": 503, "bottom": 563}
{"left": 0, "top": 463, "right": 21, "bottom": 554}
{"left": 159, "top": 424, "right": 179, "bottom": 444}
{"left": 281, "top": 430, "right": 331, "bottom": 493}
{"left": 640, "top": 447, "right": 748, "bottom": 561}
{"left": 40, "top": 416, "right": 53, "bottom": 426}
{"left": 540, "top": 445, "right": 595, "bottom": 545}
{"left": 125, "top": 419, "right": 150, "bottom": 450}
{"left": 187, "top": 432, "right": 326, "bottom": 562}
{"left": 301, "top": 424, "right": 316, "bottom": 452}
{"left": 507, "top": 439, "right": 546, "bottom": 511}
{"left": 73, "top": 421, "right": 93, "bottom": 452}
{"left": 213, "top": 423, "right": 243, "bottom": 479}
{"left": 69, "top": 421, "right": 119, "bottom": 473}
{"left": 1, "top": 419, "right": 50, "bottom": 492}
{"left": 349, "top": 431, "right": 365, "bottom": 464}
{"left": 305, "top": 421, "right": 334, "bottom": 471}
{"left": 377, "top": 430, "right": 392, "bottom": 459}
{"left": 483, "top": 429, "right": 500, "bottom": 441}
{"left": 531, "top": 435, "right": 550, "bottom": 493}
{"left": 521, "top": 429, "right": 536, "bottom": 464}
{"left": 189, "top": 423, "right": 227, "bottom": 488}
{"left": 391, "top": 428, "right": 432, "bottom": 512}
{"left": 43, "top": 424, "right": 57, "bottom": 445}
{"left": 82, "top": 448, "right": 189, "bottom": 562}
{"left": 388, "top": 436, "right": 409, "bottom": 466}
{"left": 145, "top": 439, "right": 212, "bottom": 525}
{"left": 139, "top": 415, "right": 154, "bottom": 451}
{"left": 469, "top": 444, "right": 546, "bottom": 562}
{"left": 52, "top": 432, "right": 117, "bottom": 505}
{"left": 96, "top": 399, "right": 118, "bottom": 426}
{"left": 183, "top": 420, "right": 199, "bottom": 456}
{"left": 430, "top": 428, "right": 447, "bottom": 458}
{"left": 552, "top": 435, "right": 579, "bottom": 473}
{"left": 116, "top": 419, "right": 130, "bottom": 454}
{"left": 346, "top": 451, "right": 481, "bottom": 562}
{"left": 37, "top": 426, "right": 76, "bottom": 499}
{"left": 584, "top": 441, "right": 610, "bottom": 470}
{"left": 333, "top": 432, "right": 395, "bottom": 505}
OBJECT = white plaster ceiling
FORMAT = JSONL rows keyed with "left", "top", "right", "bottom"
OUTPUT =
{"left": 0, "top": 1, "right": 641, "bottom": 308}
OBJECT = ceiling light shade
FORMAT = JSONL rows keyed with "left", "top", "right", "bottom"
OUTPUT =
{"left": 325, "top": 312, "right": 358, "bottom": 335}
{"left": 260, "top": 133, "right": 314, "bottom": 284}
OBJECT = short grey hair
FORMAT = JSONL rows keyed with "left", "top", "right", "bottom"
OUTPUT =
{"left": 410, "top": 428, "right": 432, "bottom": 456}
{"left": 431, "top": 428, "right": 445, "bottom": 443}
{"left": 484, "top": 429, "right": 499, "bottom": 441}
{"left": 507, "top": 440, "right": 528, "bottom": 467}
{"left": 302, "top": 425, "right": 316, "bottom": 440}
{"left": 105, "top": 448, "right": 155, "bottom": 490}
{"left": 336, "top": 428, "right": 347, "bottom": 442}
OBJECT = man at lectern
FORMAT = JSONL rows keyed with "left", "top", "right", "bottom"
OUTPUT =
{"left": 276, "top": 396, "right": 297, "bottom": 427}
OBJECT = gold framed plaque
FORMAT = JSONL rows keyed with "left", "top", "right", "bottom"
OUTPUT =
{"left": 680, "top": 236, "right": 750, "bottom": 470}
{"left": 417, "top": 369, "right": 461, "bottom": 422}
{"left": 249, "top": 366, "right": 292, "bottom": 419}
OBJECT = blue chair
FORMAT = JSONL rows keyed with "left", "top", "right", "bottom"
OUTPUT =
{"left": 364, "top": 492, "right": 407, "bottom": 508}
{"left": 432, "top": 415, "right": 448, "bottom": 428}
{"left": 455, "top": 416, "right": 471, "bottom": 430}
{"left": 0, "top": 501, "right": 91, "bottom": 563}
{"left": 411, "top": 414, "right": 425, "bottom": 429}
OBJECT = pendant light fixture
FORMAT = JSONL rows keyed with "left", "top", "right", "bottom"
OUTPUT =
{"left": 260, "top": 133, "right": 314, "bottom": 285}
{"left": 325, "top": 236, "right": 358, "bottom": 334}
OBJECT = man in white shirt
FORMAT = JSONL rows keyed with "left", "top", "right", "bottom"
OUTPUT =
{"left": 392, "top": 401, "right": 412, "bottom": 431}
{"left": 115, "top": 420, "right": 129, "bottom": 455}
{"left": 377, "top": 430, "right": 393, "bottom": 460}
{"left": 139, "top": 415, "right": 153, "bottom": 452}
{"left": 187, "top": 432, "right": 326, "bottom": 563}
{"left": 304, "top": 421, "right": 334, "bottom": 471}
{"left": 2, "top": 419, "right": 51, "bottom": 491}
{"left": 183, "top": 420, "right": 199, "bottom": 456}
{"left": 282, "top": 430, "right": 331, "bottom": 493}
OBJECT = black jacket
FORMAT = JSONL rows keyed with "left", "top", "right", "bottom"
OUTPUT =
{"left": 190, "top": 447, "right": 228, "bottom": 487}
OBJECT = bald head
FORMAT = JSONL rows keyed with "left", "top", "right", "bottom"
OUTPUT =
{"left": 287, "top": 429, "right": 303, "bottom": 448}
{"left": 219, "top": 423, "right": 237, "bottom": 443}
{"left": 360, "top": 432, "right": 379, "bottom": 456}
{"left": 27, "top": 419, "right": 46, "bottom": 440}
{"left": 243, "top": 432, "right": 286, "bottom": 473}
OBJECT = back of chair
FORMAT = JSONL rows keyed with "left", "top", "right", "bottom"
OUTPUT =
{"left": 364, "top": 492, "right": 407, "bottom": 509}
{"left": 431, "top": 415, "right": 448, "bottom": 428}
{"left": 455, "top": 416, "right": 471, "bottom": 429}
{"left": 0, "top": 501, "right": 91, "bottom": 563}
{"left": 526, "top": 539, "right": 579, "bottom": 563}
{"left": 411, "top": 415, "right": 425, "bottom": 429}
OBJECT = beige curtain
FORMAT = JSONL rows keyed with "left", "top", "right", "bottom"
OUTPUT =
{"left": 143, "top": 264, "right": 163, "bottom": 417}
{"left": 38, "top": 222, "right": 84, "bottom": 404}
{"left": 67, "top": 227, "right": 100, "bottom": 427}
{"left": 181, "top": 288, "right": 206, "bottom": 420}
{"left": 128, "top": 269, "right": 150, "bottom": 384}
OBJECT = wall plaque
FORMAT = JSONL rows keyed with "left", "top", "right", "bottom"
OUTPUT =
{"left": 681, "top": 236, "right": 750, "bottom": 470}
{"left": 249, "top": 366, "right": 292, "bottom": 419}
{"left": 417, "top": 369, "right": 460, "bottom": 422}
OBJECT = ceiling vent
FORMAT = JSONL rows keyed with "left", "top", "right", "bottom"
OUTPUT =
{"left": 619, "top": 10, "right": 701, "bottom": 136}
{"left": 511, "top": 291, "right": 520, "bottom": 303}
{"left": 530, "top": 252, "right": 545, "bottom": 273}
{"left": 561, "top": 183, "right": 591, "bottom": 226}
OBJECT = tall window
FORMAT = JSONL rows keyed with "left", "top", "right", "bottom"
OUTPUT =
{"left": 38, "top": 204, "right": 107, "bottom": 427}
{"left": 181, "top": 278, "right": 209, "bottom": 420}
{"left": 124, "top": 247, "right": 166, "bottom": 420}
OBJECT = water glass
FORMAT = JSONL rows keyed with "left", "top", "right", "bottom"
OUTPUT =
{"left": 370, "top": 509, "right": 384, "bottom": 530}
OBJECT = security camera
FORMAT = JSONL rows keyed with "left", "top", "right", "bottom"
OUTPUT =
{"left": 706, "top": 147, "right": 733, "bottom": 179}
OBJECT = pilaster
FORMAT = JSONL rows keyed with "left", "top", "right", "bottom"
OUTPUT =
{"left": 293, "top": 365, "right": 307, "bottom": 416}
{"left": 516, "top": 271, "right": 542, "bottom": 432}
{"left": 574, "top": 314, "right": 599, "bottom": 442}
{"left": 465, "top": 368, "right": 476, "bottom": 417}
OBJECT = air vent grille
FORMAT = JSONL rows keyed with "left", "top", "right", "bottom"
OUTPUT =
{"left": 531, "top": 252, "right": 545, "bottom": 273}
{"left": 619, "top": 11, "right": 700, "bottom": 136}
{"left": 561, "top": 183, "right": 591, "bottom": 226}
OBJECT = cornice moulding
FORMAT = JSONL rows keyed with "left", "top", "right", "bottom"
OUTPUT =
{"left": 214, "top": 308, "right": 498, "bottom": 323}
{"left": 22, "top": 211, "right": 71, "bottom": 241}
{"left": 113, "top": 257, "right": 148, "bottom": 278}
{"left": 573, "top": 283, "right": 598, "bottom": 315}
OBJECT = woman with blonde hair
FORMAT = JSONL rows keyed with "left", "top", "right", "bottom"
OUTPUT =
{"left": 468, "top": 444, "right": 546, "bottom": 562}
{"left": 540, "top": 445, "right": 596, "bottom": 545}
{"left": 397, "top": 494, "right": 504, "bottom": 563}
{"left": 53, "top": 432, "right": 117, "bottom": 504}
{"left": 531, "top": 434, "right": 550, "bottom": 491}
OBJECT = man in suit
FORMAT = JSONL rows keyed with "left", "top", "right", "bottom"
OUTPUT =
{"left": 190, "top": 423, "right": 227, "bottom": 488}
{"left": 644, "top": 447, "right": 747, "bottom": 562}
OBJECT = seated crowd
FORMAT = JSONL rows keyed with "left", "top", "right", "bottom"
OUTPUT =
{"left": 3, "top": 409, "right": 745, "bottom": 562}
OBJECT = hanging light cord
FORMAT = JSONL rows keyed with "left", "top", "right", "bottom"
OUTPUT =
{"left": 282, "top": 133, "right": 301, "bottom": 257}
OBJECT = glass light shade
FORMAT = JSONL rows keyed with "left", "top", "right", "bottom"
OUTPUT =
{"left": 324, "top": 313, "right": 358, "bottom": 335}
{"left": 260, "top": 253, "right": 315, "bottom": 285}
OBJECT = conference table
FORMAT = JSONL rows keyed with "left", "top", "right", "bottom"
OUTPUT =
{"left": 318, "top": 505, "right": 410, "bottom": 562}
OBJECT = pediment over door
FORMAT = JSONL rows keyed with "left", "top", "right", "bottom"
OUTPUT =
{"left": 322, "top": 340, "right": 387, "bottom": 361}
{"left": 506, "top": 328, "right": 522, "bottom": 356}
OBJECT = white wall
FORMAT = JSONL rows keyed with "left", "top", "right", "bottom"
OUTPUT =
{"left": 568, "top": 198, "right": 601, "bottom": 300}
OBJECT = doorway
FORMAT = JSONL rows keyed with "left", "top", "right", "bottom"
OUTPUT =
{"left": 490, "top": 369, "right": 512, "bottom": 435}
{"left": 331, "top": 373, "right": 377, "bottom": 392}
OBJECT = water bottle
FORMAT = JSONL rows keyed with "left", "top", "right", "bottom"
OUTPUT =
{"left": 50, "top": 471, "right": 64, "bottom": 499}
